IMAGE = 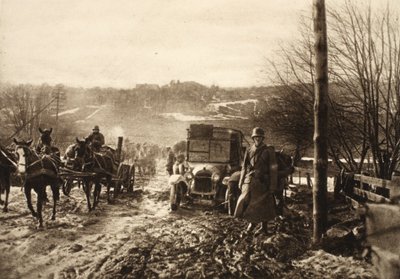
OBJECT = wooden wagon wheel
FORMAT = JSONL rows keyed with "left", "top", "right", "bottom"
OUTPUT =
{"left": 113, "top": 165, "right": 124, "bottom": 199}
{"left": 62, "top": 178, "right": 74, "bottom": 196}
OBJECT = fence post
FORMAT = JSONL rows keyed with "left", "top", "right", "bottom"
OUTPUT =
{"left": 299, "top": 170, "right": 301, "bottom": 185}
{"left": 391, "top": 175, "right": 400, "bottom": 198}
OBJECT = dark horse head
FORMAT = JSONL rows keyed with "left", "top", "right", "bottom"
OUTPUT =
{"left": 13, "top": 138, "right": 34, "bottom": 174}
{"left": 39, "top": 127, "right": 53, "bottom": 146}
{"left": 276, "top": 150, "right": 294, "bottom": 177}
{"left": 64, "top": 137, "right": 92, "bottom": 171}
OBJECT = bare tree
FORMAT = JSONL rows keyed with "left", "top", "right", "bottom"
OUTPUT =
{"left": 1, "top": 85, "right": 35, "bottom": 139}
{"left": 267, "top": 1, "right": 400, "bottom": 179}
{"left": 0, "top": 84, "right": 55, "bottom": 141}
{"left": 328, "top": 1, "right": 400, "bottom": 178}
{"left": 254, "top": 89, "right": 314, "bottom": 164}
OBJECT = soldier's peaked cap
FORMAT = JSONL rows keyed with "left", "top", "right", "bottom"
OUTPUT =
{"left": 93, "top": 125, "right": 100, "bottom": 130}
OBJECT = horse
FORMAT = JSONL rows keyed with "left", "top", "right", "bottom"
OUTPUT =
{"left": 14, "top": 139, "right": 60, "bottom": 228}
{"left": 60, "top": 142, "right": 88, "bottom": 196}
{"left": 0, "top": 144, "right": 17, "bottom": 212}
{"left": 72, "top": 137, "right": 114, "bottom": 211}
{"left": 64, "top": 142, "right": 87, "bottom": 171}
{"left": 274, "top": 150, "right": 294, "bottom": 215}
{"left": 37, "top": 127, "right": 61, "bottom": 157}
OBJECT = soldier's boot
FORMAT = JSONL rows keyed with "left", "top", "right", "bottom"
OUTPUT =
{"left": 254, "top": 222, "right": 269, "bottom": 236}
{"left": 246, "top": 223, "right": 256, "bottom": 232}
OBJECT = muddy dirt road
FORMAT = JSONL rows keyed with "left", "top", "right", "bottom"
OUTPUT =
{"left": 0, "top": 161, "right": 375, "bottom": 279}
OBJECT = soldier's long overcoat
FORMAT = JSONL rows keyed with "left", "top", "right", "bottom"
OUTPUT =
{"left": 234, "top": 143, "right": 278, "bottom": 223}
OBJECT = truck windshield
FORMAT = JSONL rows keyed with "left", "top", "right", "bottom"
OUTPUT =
{"left": 188, "top": 139, "right": 230, "bottom": 163}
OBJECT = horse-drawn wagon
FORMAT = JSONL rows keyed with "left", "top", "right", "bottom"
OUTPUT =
{"left": 60, "top": 136, "right": 135, "bottom": 211}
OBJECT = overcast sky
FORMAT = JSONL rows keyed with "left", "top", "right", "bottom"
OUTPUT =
{"left": 0, "top": 0, "right": 398, "bottom": 88}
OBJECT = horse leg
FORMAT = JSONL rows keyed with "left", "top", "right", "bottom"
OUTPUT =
{"left": 106, "top": 176, "right": 112, "bottom": 204}
{"left": 0, "top": 179, "right": 3, "bottom": 205}
{"left": 51, "top": 182, "right": 59, "bottom": 221}
{"left": 92, "top": 181, "right": 97, "bottom": 209}
{"left": 91, "top": 178, "right": 99, "bottom": 209}
{"left": 24, "top": 184, "right": 37, "bottom": 218}
{"left": 43, "top": 187, "right": 49, "bottom": 204}
{"left": 0, "top": 173, "right": 4, "bottom": 206}
{"left": 36, "top": 189, "right": 44, "bottom": 228}
{"left": 1, "top": 174, "right": 10, "bottom": 212}
{"left": 96, "top": 179, "right": 102, "bottom": 205}
{"left": 83, "top": 180, "right": 92, "bottom": 212}
{"left": 4, "top": 180, "right": 10, "bottom": 212}
{"left": 51, "top": 196, "right": 57, "bottom": 221}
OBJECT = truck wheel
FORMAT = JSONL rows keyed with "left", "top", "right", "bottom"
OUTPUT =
{"left": 170, "top": 184, "right": 178, "bottom": 211}
{"left": 170, "top": 183, "right": 182, "bottom": 211}
{"left": 226, "top": 181, "right": 238, "bottom": 216}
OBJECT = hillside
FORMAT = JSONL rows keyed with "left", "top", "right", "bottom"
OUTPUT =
{"left": 0, "top": 81, "right": 285, "bottom": 147}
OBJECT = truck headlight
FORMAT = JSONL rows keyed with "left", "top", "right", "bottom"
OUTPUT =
{"left": 185, "top": 173, "right": 193, "bottom": 180}
{"left": 212, "top": 173, "right": 220, "bottom": 182}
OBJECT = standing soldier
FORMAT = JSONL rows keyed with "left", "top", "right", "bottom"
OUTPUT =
{"left": 234, "top": 127, "right": 278, "bottom": 235}
{"left": 173, "top": 153, "right": 188, "bottom": 175}
{"left": 165, "top": 147, "right": 176, "bottom": 176}
{"left": 87, "top": 125, "right": 105, "bottom": 152}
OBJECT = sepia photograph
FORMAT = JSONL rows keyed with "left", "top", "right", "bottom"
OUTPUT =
{"left": 0, "top": 0, "right": 400, "bottom": 278}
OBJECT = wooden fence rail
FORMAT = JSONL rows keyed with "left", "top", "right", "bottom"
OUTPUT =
{"left": 348, "top": 174, "right": 400, "bottom": 207}
{"left": 293, "top": 166, "right": 338, "bottom": 188}
{"left": 291, "top": 166, "right": 400, "bottom": 278}
{"left": 340, "top": 173, "right": 400, "bottom": 279}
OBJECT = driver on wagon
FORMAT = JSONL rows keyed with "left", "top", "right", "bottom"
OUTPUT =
{"left": 87, "top": 125, "right": 105, "bottom": 152}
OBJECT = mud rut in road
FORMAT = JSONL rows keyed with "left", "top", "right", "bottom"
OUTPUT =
{"left": 1, "top": 160, "right": 375, "bottom": 279}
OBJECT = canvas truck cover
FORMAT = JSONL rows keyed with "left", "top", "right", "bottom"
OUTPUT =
{"left": 188, "top": 124, "right": 213, "bottom": 139}
{"left": 187, "top": 125, "right": 242, "bottom": 163}
{"left": 188, "top": 124, "right": 239, "bottom": 140}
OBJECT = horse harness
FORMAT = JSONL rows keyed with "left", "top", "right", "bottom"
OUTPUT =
{"left": 80, "top": 149, "right": 114, "bottom": 176}
{"left": 0, "top": 148, "right": 17, "bottom": 168}
{"left": 19, "top": 147, "right": 59, "bottom": 179}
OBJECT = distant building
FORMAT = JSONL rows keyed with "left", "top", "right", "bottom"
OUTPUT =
{"left": 135, "top": 84, "right": 160, "bottom": 91}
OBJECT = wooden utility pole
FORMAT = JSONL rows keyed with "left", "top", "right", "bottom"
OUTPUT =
{"left": 312, "top": 0, "right": 329, "bottom": 244}
{"left": 54, "top": 87, "right": 61, "bottom": 143}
